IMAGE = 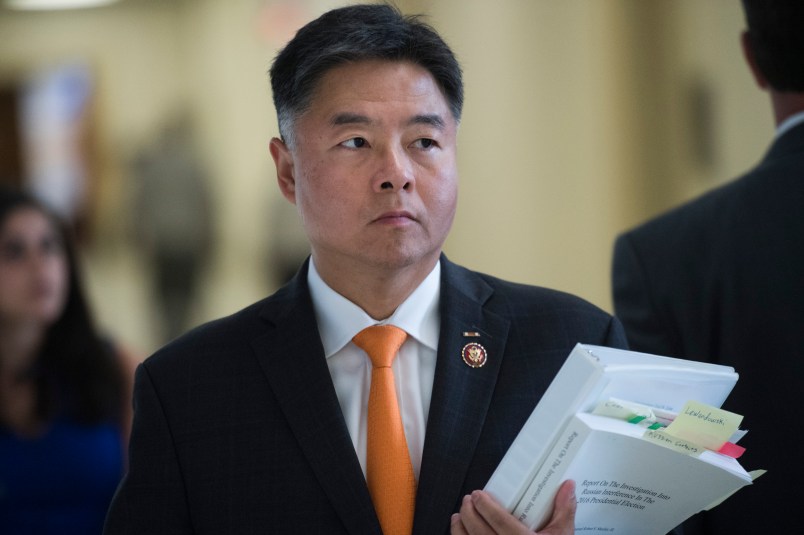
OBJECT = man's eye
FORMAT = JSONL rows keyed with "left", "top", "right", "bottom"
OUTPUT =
{"left": 341, "top": 137, "right": 367, "bottom": 149}
{"left": 414, "top": 138, "right": 436, "bottom": 149}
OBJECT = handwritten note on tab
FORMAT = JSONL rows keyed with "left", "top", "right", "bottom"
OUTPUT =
{"left": 665, "top": 400, "right": 743, "bottom": 450}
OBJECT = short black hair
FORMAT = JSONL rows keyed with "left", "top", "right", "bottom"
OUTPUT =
{"left": 269, "top": 3, "right": 463, "bottom": 146}
{"left": 741, "top": 0, "right": 804, "bottom": 91}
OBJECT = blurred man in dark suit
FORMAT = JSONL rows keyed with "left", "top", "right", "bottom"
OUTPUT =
{"left": 612, "top": 1, "right": 804, "bottom": 533}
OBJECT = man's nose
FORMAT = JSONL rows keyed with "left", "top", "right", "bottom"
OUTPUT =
{"left": 373, "top": 146, "right": 414, "bottom": 192}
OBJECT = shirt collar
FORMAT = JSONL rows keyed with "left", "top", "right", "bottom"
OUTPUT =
{"left": 776, "top": 110, "right": 804, "bottom": 139}
{"left": 308, "top": 258, "right": 441, "bottom": 358}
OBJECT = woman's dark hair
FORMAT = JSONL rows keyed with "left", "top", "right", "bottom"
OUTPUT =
{"left": 269, "top": 3, "right": 463, "bottom": 147}
{"left": 0, "top": 186, "right": 124, "bottom": 425}
{"left": 741, "top": 0, "right": 804, "bottom": 92}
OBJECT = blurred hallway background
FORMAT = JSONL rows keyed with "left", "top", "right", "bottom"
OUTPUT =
{"left": 0, "top": 0, "right": 771, "bottom": 357}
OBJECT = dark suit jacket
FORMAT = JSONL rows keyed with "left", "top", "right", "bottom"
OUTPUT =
{"left": 612, "top": 123, "right": 804, "bottom": 534}
{"left": 105, "top": 256, "right": 626, "bottom": 534}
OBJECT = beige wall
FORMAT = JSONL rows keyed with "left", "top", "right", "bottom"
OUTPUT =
{"left": 429, "top": 0, "right": 637, "bottom": 308}
{"left": 0, "top": 0, "right": 772, "bottom": 355}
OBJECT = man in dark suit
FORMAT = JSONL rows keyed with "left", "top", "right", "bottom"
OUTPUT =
{"left": 611, "top": 1, "right": 804, "bottom": 533}
{"left": 105, "top": 4, "right": 626, "bottom": 534}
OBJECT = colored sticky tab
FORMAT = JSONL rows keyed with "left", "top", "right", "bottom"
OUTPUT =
{"left": 592, "top": 398, "right": 655, "bottom": 422}
{"left": 664, "top": 400, "right": 743, "bottom": 450}
{"left": 643, "top": 429, "right": 706, "bottom": 457}
{"left": 717, "top": 442, "right": 746, "bottom": 459}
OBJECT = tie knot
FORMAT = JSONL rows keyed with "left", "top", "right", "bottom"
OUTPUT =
{"left": 352, "top": 325, "right": 408, "bottom": 368}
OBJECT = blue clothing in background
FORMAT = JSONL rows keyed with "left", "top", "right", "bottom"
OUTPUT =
{"left": 0, "top": 419, "right": 124, "bottom": 534}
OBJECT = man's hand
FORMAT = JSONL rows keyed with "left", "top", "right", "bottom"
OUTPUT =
{"left": 450, "top": 480, "right": 576, "bottom": 535}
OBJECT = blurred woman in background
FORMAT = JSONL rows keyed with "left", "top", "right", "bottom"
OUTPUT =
{"left": 0, "top": 186, "right": 134, "bottom": 534}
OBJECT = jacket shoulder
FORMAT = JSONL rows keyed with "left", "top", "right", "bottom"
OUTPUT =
{"left": 142, "top": 296, "right": 272, "bottom": 374}
{"left": 445, "top": 260, "right": 622, "bottom": 344}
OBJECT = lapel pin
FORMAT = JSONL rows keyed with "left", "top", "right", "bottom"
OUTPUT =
{"left": 462, "top": 331, "right": 481, "bottom": 337}
{"left": 461, "top": 342, "right": 487, "bottom": 368}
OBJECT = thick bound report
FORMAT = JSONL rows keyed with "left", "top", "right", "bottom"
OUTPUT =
{"left": 483, "top": 343, "right": 763, "bottom": 534}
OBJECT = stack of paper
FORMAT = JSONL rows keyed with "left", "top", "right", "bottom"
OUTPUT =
{"left": 484, "top": 343, "right": 764, "bottom": 534}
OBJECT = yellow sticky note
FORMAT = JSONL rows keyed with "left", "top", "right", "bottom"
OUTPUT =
{"left": 664, "top": 400, "right": 743, "bottom": 450}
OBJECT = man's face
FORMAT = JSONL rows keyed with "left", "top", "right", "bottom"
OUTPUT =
{"left": 270, "top": 60, "right": 458, "bottom": 279}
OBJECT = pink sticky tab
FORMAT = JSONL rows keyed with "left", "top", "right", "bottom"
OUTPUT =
{"left": 717, "top": 442, "right": 746, "bottom": 459}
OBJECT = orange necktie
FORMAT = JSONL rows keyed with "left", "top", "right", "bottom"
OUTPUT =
{"left": 352, "top": 325, "right": 416, "bottom": 535}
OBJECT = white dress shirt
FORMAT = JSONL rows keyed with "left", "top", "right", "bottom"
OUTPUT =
{"left": 307, "top": 258, "right": 440, "bottom": 479}
{"left": 776, "top": 110, "right": 804, "bottom": 138}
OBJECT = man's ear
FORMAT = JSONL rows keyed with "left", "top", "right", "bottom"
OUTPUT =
{"left": 270, "top": 137, "right": 297, "bottom": 204}
{"left": 741, "top": 30, "right": 769, "bottom": 90}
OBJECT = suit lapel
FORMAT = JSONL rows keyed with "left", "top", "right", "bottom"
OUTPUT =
{"left": 414, "top": 258, "right": 511, "bottom": 534}
{"left": 251, "top": 263, "right": 381, "bottom": 535}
